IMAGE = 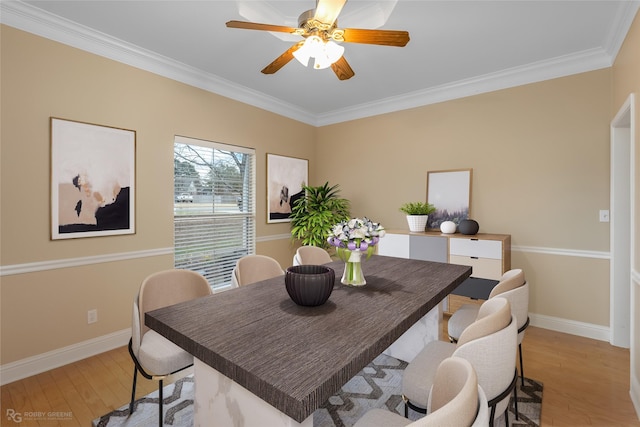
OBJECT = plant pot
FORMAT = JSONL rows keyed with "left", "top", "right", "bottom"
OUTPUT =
{"left": 406, "top": 215, "right": 428, "bottom": 232}
{"left": 285, "top": 265, "right": 335, "bottom": 306}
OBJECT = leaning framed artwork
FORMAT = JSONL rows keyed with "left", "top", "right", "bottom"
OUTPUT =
{"left": 426, "top": 168, "right": 472, "bottom": 230}
{"left": 51, "top": 117, "right": 136, "bottom": 239}
{"left": 266, "top": 153, "right": 308, "bottom": 223}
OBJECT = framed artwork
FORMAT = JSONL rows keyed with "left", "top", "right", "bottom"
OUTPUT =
{"left": 266, "top": 153, "right": 308, "bottom": 223}
{"left": 51, "top": 118, "right": 136, "bottom": 239}
{"left": 426, "top": 168, "right": 472, "bottom": 230}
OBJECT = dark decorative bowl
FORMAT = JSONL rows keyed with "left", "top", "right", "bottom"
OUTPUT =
{"left": 459, "top": 219, "right": 480, "bottom": 235}
{"left": 285, "top": 265, "right": 335, "bottom": 306}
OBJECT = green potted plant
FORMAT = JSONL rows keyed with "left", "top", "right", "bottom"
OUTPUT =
{"left": 399, "top": 201, "right": 436, "bottom": 232}
{"left": 290, "top": 182, "right": 350, "bottom": 249}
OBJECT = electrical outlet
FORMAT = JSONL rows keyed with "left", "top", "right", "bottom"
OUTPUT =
{"left": 87, "top": 309, "right": 98, "bottom": 324}
{"left": 599, "top": 210, "right": 610, "bottom": 223}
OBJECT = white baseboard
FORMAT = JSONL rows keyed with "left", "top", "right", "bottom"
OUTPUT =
{"left": 0, "top": 328, "right": 130, "bottom": 386}
{"left": 529, "top": 312, "right": 610, "bottom": 342}
{"left": 631, "top": 373, "right": 640, "bottom": 421}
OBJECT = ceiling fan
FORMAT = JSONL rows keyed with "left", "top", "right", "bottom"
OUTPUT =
{"left": 226, "top": 0, "right": 410, "bottom": 80}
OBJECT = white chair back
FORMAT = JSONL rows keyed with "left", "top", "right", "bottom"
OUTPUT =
{"left": 453, "top": 314, "right": 517, "bottom": 422}
{"left": 232, "top": 254, "right": 284, "bottom": 287}
{"left": 412, "top": 357, "right": 479, "bottom": 426}
{"left": 293, "top": 245, "right": 333, "bottom": 266}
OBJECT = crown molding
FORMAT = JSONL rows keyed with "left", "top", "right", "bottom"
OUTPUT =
{"left": 0, "top": 1, "right": 317, "bottom": 125}
{"left": 2, "top": 0, "right": 638, "bottom": 127}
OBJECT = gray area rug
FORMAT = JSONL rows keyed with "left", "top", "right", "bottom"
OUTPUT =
{"left": 93, "top": 354, "right": 542, "bottom": 426}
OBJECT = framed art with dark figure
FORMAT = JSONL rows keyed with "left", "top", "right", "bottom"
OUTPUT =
{"left": 51, "top": 117, "right": 136, "bottom": 239}
{"left": 426, "top": 168, "right": 472, "bottom": 230}
{"left": 266, "top": 153, "right": 308, "bottom": 223}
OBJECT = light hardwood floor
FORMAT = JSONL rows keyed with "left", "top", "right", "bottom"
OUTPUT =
{"left": 1, "top": 326, "right": 638, "bottom": 426}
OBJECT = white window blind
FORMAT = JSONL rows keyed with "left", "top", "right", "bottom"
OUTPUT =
{"left": 174, "top": 136, "right": 255, "bottom": 290}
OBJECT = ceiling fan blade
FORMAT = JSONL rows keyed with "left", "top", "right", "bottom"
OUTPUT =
{"left": 261, "top": 42, "right": 305, "bottom": 75}
{"left": 226, "top": 20, "right": 299, "bottom": 34}
{"left": 341, "top": 28, "right": 410, "bottom": 47}
{"left": 313, "top": 0, "right": 347, "bottom": 27}
{"left": 331, "top": 56, "right": 355, "bottom": 80}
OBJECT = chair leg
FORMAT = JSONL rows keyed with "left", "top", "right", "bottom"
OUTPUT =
{"left": 129, "top": 366, "right": 138, "bottom": 415}
{"left": 489, "top": 405, "right": 496, "bottom": 427}
{"left": 504, "top": 406, "right": 509, "bottom": 427}
{"left": 513, "top": 373, "right": 519, "bottom": 421}
{"left": 519, "top": 343, "right": 525, "bottom": 387}
{"left": 158, "top": 379, "right": 164, "bottom": 426}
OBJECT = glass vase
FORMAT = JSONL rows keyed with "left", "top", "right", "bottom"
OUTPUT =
{"left": 341, "top": 249, "right": 366, "bottom": 286}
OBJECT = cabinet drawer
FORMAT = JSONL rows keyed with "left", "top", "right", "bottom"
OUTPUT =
{"left": 449, "top": 238, "right": 502, "bottom": 259}
{"left": 447, "top": 294, "right": 484, "bottom": 315}
{"left": 449, "top": 255, "right": 502, "bottom": 280}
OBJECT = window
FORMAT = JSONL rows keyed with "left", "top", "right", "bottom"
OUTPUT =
{"left": 174, "top": 136, "right": 255, "bottom": 290}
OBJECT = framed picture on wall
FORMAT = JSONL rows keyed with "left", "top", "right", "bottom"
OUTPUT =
{"left": 266, "top": 153, "right": 308, "bottom": 223}
{"left": 51, "top": 117, "right": 136, "bottom": 239}
{"left": 426, "top": 168, "right": 472, "bottom": 230}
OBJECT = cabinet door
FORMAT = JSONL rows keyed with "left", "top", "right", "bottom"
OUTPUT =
{"left": 410, "top": 235, "right": 448, "bottom": 262}
{"left": 377, "top": 233, "right": 410, "bottom": 258}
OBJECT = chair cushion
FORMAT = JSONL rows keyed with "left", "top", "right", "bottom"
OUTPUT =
{"left": 353, "top": 408, "right": 412, "bottom": 427}
{"left": 447, "top": 304, "right": 480, "bottom": 341}
{"left": 139, "top": 330, "right": 193, "bottom": 376}
{"left": 402, "top": 341, "right": 455, "bottom": 409}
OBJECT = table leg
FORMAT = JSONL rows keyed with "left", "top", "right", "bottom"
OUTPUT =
{"left": 194, "top": 358, "right": 313, "bottom": 427}
{"left": 383, "top": 302, "right": 442, "bottom": 363}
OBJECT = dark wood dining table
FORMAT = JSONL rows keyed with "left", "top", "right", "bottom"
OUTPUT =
{"left": 146, "top": 254, "right": 471, "bottom": 426}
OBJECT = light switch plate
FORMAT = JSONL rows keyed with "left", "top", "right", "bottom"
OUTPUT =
{"left": 599, "top": 210, "right": 610, "bottom": 222}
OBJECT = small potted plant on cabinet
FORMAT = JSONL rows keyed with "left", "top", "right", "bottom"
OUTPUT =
{"left": 399, "top": 202, "right": 436, "bottom": 232}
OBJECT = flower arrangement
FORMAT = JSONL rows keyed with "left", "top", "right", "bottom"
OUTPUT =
{"left": 327, "top": 217, "right": 386, "bottom": 259}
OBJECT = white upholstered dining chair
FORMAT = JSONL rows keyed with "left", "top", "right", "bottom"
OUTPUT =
{"left": 354, "top": 357, "right": 489, "bottom": 427}
{"left": 292, "top": 245, "right": 333, "bottom": 266}
{"left": 128, "top": 269, "right": 212, "bottom": 426}
{"left": 448, "top": 269, "right": 529, "bottom": 386}
{"left": 231, "top": 254, "right": 285, "bottom": 287}
{"left": 402, "top": 297, "right": 518, "bottom": 427}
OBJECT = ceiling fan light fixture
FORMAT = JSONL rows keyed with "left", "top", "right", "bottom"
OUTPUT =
{"left": 293, "top": 36, "right": 344, "bottom": 69}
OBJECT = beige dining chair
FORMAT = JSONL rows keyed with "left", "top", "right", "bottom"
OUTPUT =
{"left": 354, "top": 357, "right": 488, "bottom": 427}
{"left": 128, "top": 269, "right": 212, "bottom": 427}
{"left": 448, "top": 269, "right": 529, "bottom": 386}
{"left": 402, "top": 297, "right": 518, "bottom": 427}
{"left": 231, "top": 254, "right": 285, "bottom": 287}
{"left": 293, "top": 245, "right": 333, "bottom": 266}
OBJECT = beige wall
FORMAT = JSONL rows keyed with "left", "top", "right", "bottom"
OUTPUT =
{"left": 0, "top": 26, "right": 310, "bottom": 363}
{"left": 317, "top": 69, "right": 612, "bottom": 326}
{"left": 1, "top": 11, "right": 638, "bottom": 378}
{"left": 611, "top": 9, "right": 640, "bottom": 406}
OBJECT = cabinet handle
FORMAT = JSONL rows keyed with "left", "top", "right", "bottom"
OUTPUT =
{"left": 471, "top": 256, "right": 479, "bottom": 259}
{"left": 471, "top": 238, "right": 479, "bottom": 241}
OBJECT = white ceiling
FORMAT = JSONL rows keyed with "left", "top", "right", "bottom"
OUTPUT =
{"left": 2, "top": 1, "right": 639, "bottom": 126}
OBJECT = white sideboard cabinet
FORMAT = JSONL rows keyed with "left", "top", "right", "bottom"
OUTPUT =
{"left": 378, "top": 231, "right": 511, "bottom": 314}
